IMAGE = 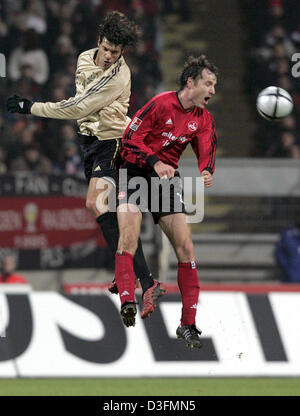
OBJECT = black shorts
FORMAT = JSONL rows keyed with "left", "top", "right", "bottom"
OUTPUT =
{"left": 77, "top": 133, "right": 121, "bottom": 184}
{"left": 117, "top": 162, "right": 186, "bottom": 224}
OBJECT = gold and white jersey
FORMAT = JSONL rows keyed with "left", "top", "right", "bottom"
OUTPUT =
{"left": 31, "top": 48, "right": 131, "bottom": 140}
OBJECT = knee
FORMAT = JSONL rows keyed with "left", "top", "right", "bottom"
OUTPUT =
{"left": 86, "top": 195, "right": 108, "bottom": 217}
{"left": 86, "top": 197, "right": 97, "bottom": 215}
{"left": 176, "top": 239, "right": 195, "bottom": 262}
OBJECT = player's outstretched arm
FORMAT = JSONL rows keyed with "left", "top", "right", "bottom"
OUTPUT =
{"left": 6, "top": 62, "right": 129, "bottom": 121}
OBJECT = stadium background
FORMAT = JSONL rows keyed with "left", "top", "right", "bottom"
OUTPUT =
{"left": 0, "top": 0, "right": 300, "bottom": 396}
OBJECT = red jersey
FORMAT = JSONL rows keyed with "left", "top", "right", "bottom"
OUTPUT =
{"left": 121, "top": 91, "right": 217, "bottom": 173}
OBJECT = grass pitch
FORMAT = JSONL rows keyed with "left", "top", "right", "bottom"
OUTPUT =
{"left": 0, "top": 378, "right": 299, "bottom": 396}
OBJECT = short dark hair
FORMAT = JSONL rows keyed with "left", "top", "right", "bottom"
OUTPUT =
{"left": 179, "top": 55, "right": 218, "bottom": 89}
{"left": 98, "top": 11, "right": 140, "bottom": 48}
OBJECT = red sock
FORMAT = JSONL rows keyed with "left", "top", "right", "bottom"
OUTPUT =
{"left": 115, "top": 251, "right": 136, "bottom": 305}
{"left": 177, "top": 261, "right": 200, "bottom": 326}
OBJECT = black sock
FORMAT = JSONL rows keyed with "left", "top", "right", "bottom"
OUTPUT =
{"left": 96, "top": 212, "right": 154, "bottom": 292}
{"left": 96, "top": 212, "right": 119, "bottom": 255}
{"left": 134, "top": 238, "right": 154, "bottom": 292}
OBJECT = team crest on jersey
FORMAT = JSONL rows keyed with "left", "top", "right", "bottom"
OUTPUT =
{"left": 130, "top": 117, "right": 143, "bottom": 131}
{"left": 188, "top": 121, "right": 198, "bottom": 132}
{"left": 86, "top": 72, "right": 97, "bottom": 85}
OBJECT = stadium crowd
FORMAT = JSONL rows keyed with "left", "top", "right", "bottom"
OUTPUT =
{"left": 242, "top": 0, "right": 300, "bottom": 158}
{"left": 0, "top": 0, "right": 162, "bottom": 176}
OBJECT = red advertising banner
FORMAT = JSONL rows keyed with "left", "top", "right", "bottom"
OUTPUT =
{"left": 0, "top": 196, "right": 106, "bottom": 249}
{"left": 0, "top": 174, "right": 111, "bottom": 269}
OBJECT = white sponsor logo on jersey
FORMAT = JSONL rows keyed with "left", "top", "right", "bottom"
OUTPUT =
{"left": 188, "top": 121, "right": 198, "bottom": 131}
{"left": 162, "top": 132, "right": 188, "bottom": 145}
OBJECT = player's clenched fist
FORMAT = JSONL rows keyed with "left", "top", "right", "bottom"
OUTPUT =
{"left": 154, "top": 160, "right": 175, "bottom": 179}
{"left": 6, "top": 95, "right": 33, "bottom": 114}
{"left": 201, "top": 170, "right": 213, "bottom": 187}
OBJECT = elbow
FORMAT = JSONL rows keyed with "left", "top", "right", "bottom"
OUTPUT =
{"left": 74, "top": 106, "right": 95, "bottom": 120}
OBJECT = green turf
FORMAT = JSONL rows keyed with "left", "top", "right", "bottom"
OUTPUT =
{"left": 0, "top": 378, "right": 299, "bottom": 396}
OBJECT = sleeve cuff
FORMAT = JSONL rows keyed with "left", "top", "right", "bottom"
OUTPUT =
{"left": 201, "top": 167, "right": 213, "bottom": 175}
{"left": 146, "top": 154, "right": 160, "bottom": 168}
{"left": 30, "top": 102, "right": 37, "bottom": 115}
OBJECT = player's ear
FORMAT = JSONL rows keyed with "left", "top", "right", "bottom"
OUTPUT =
{"left": 186, "top": 77, "right": 194, "bottom": 88}
{"left": 97, "top": 38, "right": 102, "bottom": 47}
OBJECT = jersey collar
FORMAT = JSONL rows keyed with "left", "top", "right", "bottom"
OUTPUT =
{"left": 176, "top": 91, "right": 193, "bottom": 113}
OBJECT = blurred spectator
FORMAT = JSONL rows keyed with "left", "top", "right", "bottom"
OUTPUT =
{"left": 50, "top": 34, "right": 75, "bottom": 72}
{"left": 242, "top": 0, "right": 300, "bottom": 157}
{"left": 135, "top": 40, "right": 162, "bottom": 87}
{"left": 19, "top": 124, "right": 37, "bottom": 147}
{"left": 161, "top": 0, "right": 191, "bottom": 22}
{"left": 291, "top": 24, "right": 300, "bottom": 46}
{"left": 8, "top": 29, "right": 49, "bottom": 85}
{"left": 0, "top": 4, "right": 8, "bottom": 54}
{"left": 0, "top": 146, "right": 8, "bottom": 173}
{"left": 22, "top": 0, "right": 47, "bottom": 34}
{"left": 268, "top": 0, "right": 284, "bottom": 23}
{"left": 281, "top": 114, "right": 299, "bottom": 133}
{"left": 10, "top": 144, "right": 53, "bottom": 173}
{"left": 49, "top": 72, "right": 75, "bottom": 98}
{"left": 54, "top": 141, "right": 83, "bottom": 176}
{"left": 0, "top": 111, "right": 14, "bottom": 149}
{"left": 275, "top": 217, "right": 300, "bottom": 282}
{"left": 280, "top": 130, "right": 300, "bottom": 158}
{"left": 266, "top": 129, "right": 300, "bottom": 158}
{"left": 0, "top": 255, "right": 28, "bottom": 284}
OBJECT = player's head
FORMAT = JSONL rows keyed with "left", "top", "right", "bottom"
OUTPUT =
{"left": 97, "top": 11, "right": 139, "bottom": 69}
{"left": 179, "top": 55, "right": 218, "bottom": 109}
{"left": 1, "top": 255, "right": 16, "bottom": 276}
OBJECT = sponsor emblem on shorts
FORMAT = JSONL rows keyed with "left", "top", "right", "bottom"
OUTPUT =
{"left": 94, "top": 165, "right": 101, "bottom": 171}
{"left": 118, "top": 191, "right": 126, "bottom": 200}
{"left": 129, "top": 117, "right": 143, "bottom": 131}
{"left": 191, "top": 261, "right": 196, "bottom": 269}
{"left": 188, "top": 121, "right": 198, "bottom": 131}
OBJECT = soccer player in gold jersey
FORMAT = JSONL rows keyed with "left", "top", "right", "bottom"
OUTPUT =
{"left": 7, "top": 11, "right": 165, "bottom": 324}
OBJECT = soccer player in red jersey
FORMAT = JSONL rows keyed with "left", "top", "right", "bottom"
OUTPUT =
{"left": 114, "top": 55, "right": 218, "bottom": 348}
